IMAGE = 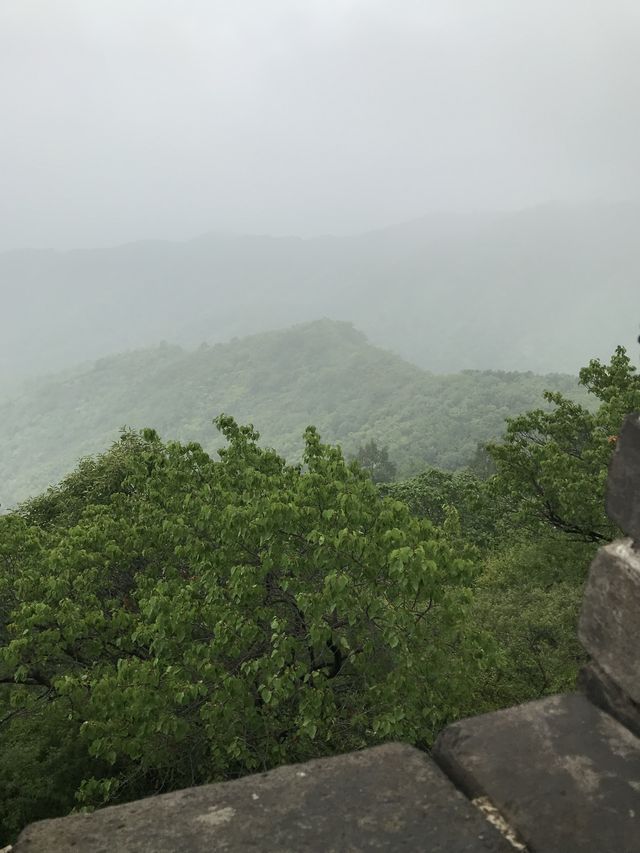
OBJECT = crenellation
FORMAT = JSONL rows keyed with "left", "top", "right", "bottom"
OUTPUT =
{"left": 578, "top": 661, "right": 640, "bottom": 739}
{"left": 578, "top": 539, "right": 640, "bottom": 705}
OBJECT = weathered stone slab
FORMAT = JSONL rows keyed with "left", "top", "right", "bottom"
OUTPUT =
{"left": 606, "top": 412, "right": 640, "bottom": 543}
{"left": 578, "top": 538, "right": 640, "bottom": 704}
{"left": 579, "top": 661, "right": 640, "bottom": 739}
{"left": 13, "top": 743, "right": 513, "bottom": 852}
{"left": 433, "top": 693, "right": 640, "bottom": 853}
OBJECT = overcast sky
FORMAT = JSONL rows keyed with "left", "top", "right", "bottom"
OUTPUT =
{"left": 1, "top": 0, "right": 639, "bottom": 249}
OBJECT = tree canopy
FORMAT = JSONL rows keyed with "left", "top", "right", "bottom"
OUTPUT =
{"left": 1, "top": 344, "right": 638, "bottom": 846}
{"left": 0, "top": 417, "right": 481, "bottom": 841}
{"left": 351, "top": 439, "right": 397, "bottom": 483}
{"left": 488, "top": 346, "right": 640, "bottom": 542}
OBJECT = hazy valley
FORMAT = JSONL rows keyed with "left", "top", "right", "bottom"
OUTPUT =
{"left": 0, "top": 317, "right": 589, "bottom": 508}
{"left": 2, "top": 202, "right": 638, "bottom": 388}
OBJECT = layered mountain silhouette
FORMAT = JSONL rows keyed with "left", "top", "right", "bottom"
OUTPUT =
{"left": 0, "top": 319, "right": 587, "bottom": 508}
{"left": 2, "top": 202, "right": 638, "bottom": 386}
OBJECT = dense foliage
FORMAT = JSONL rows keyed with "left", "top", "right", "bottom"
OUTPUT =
{"left": 0, "top": 320, "right": 588, "bottom": 508}
{"left": 351, "top": 440, "right": 397, "bottom": 484}
{"left": 382, "top": 345, "right": 640, "bottom": 716}
{"left": 0, "top": 417, "right": 481, "bottom": 842}
{"left": 1, "top": 344, "right": 637, "bottom": 845}
{"left": 488, "top": 346, "right": 640, "bottom": 542}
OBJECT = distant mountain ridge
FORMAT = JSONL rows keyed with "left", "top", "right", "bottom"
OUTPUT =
{"left": 1, "top": 202, "right": 638, "bottom": 385}
{"left": 0, "top": 319, "right": 588, "bottom": 508}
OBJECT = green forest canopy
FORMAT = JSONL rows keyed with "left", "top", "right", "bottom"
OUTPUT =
{"left": 1, "top": 344, "right": 639, "bottom": 844}
{"left": 0, "top": 319, "right": 590, "bottom": 508}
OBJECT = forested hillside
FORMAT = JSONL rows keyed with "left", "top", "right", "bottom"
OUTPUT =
{"left": 2, "top": 344, "right": 638, "bottom": 844}
{"left": 2, "top": 203, "right": 638, "bottom": 384}
{"left": 0, "top": 319, "right": 587, "bottom": 508}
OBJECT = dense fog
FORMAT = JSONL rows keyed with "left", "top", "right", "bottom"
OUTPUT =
{"left": 2, "top": 0, "right": 639, "bottom": 249}
{"left": 2, "top": 1, "right": 640, "bottom": 381}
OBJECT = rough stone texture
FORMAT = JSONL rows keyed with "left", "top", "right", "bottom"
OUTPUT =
{"left": 13, "top": 743, "right": 513, "bottom": 853}
{"left": 606, "top": 412, "right": 640, "bottom": 543}
{"left": 578, "top": 538, "right": 640, "bottom": 705}
{"left": 579, "top": 661, "right": 640, "bottom": 740}
{"left": 433, "top": 693, "right": 640, "bottom": 853}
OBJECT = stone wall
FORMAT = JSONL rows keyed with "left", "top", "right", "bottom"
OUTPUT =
{"left": 9, "top": 414, "right": 640, "bottom": 852}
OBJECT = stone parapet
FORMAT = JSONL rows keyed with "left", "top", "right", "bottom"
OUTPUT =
{"left": 578, "top": 538, "right": 640, "bottom": 704}
{"left": 12, "top": 743, "right": 513, "bottom": 853}
{"left": 433, "top": 693, "right": 640, "bottom": 853}
{"left": 578, "top": 660, "right": 640, "bottom": 739}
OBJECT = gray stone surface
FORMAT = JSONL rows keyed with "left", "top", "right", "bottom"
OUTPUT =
{"left": 579, "top": 661, "right": 640, "bottom": 739}
{"left": 606, "top": 412, "right": 640, "bottom": 543}
{"left": 578, "top": 538, "right": 640, "bottom": 704}
{"left": 13, "top": 743, "right": 513, "bottom": 853}
{"left": 433, "top": 693, "right": 640, "bottom": 853}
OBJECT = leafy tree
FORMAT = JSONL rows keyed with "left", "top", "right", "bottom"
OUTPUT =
{"left": 380, "top": 350, "right": 640, "bottom": 719}
{"left": 381, "top": 468, "right": 510, "bottom": 552}
{"left": 352, "top": 440, "right": 397, "bottom": 484}
{"left": 462, "top": 534, "right": 592, "bottom": 716}
{"left": 441, "top": 346, "right": 640, "bottom": 720}
{"left": 467, "top": 442, "right": 497, "bottom": 480}
{"left": 0, "top": 417, "right": 480, "bottom": 843}
{"left": 488, "top": 347, "right": 640, "bottom": 542}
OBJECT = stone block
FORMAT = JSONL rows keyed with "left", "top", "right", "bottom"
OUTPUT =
{"left": 578, "top": 538, "right": 640, "bottom": 704}
{"left": 13, "top": 743, "right": 513, "bottom": 852}
{"left": 433, "top": 693, "right": 640, "bottom": 853}
{"left": 578, "top": 661, "right": 640, "bottom": 739}
{"left": 606, "top": 412, "right": 640, "bottom": 542}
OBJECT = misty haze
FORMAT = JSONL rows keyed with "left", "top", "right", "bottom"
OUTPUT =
{"left": 2, "top": 2, "right": 640, "bottom": 848}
